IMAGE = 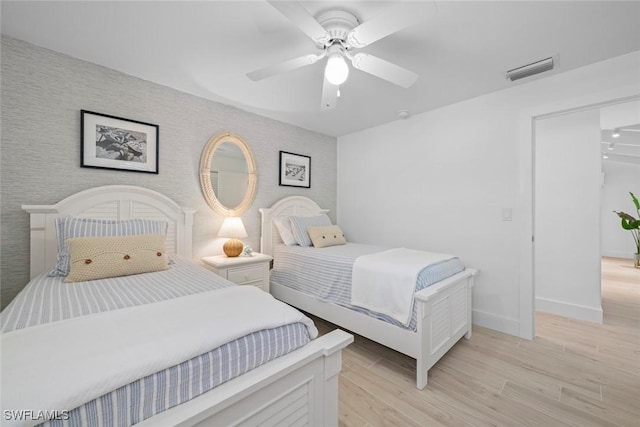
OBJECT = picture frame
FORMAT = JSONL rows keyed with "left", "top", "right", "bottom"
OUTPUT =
{"left": 81, "top": 110, "right": 159, "bottom": 174}
{"left": 279, "top": 151, "right": 311, "bottom": 188}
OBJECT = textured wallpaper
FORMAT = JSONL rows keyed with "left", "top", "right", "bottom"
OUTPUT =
{"left": 0, "top": 35, "right": 337, "bottom": 309}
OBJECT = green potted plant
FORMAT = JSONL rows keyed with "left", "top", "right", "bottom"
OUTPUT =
{"left": 613, "top": 192, "right": 640, "bottom": 268}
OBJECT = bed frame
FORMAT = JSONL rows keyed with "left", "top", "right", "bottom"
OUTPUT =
{"left": 260, "top": 196, "right": 477, "bottom": 389}
{"left": 22, "top": 185, "right": 352, "bottom": 426}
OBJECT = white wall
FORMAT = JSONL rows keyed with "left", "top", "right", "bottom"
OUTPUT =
{"left": 337, "top": 50, "right": 640, "bottom": 336}
{"left": 535, "top": 110, "right": 602, "bottom": 323}
{"left": 600, "top": 100, "right": 640, "bottom": 129}
{"left": 601, "top": 161, "right": 640, "bottom": 258}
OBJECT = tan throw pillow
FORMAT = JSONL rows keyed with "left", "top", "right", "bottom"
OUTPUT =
{"left": 65, "top": 234, "right": 169, "bottom": 282}
{"left": 308, "top": 225, "right": 346, "bottom": 248}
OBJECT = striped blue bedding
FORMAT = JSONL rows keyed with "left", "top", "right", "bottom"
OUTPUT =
{"left": 270, "top": 243, "right": 465, "bottom": 331}
{"left": 0, "top": 258, "right": 312, "bottom": 426}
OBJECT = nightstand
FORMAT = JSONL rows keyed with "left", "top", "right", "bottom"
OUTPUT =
{"left": 201, "top": 253, "right": 273, "bottom": 292}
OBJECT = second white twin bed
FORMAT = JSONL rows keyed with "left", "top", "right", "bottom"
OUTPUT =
{"left": 260, "top": 196, "right": 478, "bottom": 389}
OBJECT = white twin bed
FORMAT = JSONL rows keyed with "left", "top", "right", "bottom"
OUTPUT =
{"left": 1, "top": 186, "right": 352, "bottom": 427}
{"left": 260, "top": 196, "right": 477, "bottom": 389}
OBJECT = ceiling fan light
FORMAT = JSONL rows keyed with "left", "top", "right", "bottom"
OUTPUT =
{"left": 325, "top": 54, "right": 349, "bottom": 85}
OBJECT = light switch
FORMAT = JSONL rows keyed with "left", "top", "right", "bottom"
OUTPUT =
{"left": 502, "top": 208, "right": 513, "bottom": 221}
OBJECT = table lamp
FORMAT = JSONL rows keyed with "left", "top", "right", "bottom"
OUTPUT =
{"left": 218, "top": 217, "right": 248, "bottom": 257}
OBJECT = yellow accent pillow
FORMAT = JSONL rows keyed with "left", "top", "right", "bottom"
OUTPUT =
{"left": 308, "top": 225, "right": 346, "bottom": 248}
{"left": 65, "top": 234, "right": 169, "bottom": 282}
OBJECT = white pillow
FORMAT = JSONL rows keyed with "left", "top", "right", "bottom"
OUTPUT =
{"left": 274, "top": 216, "right": 297, "bottom": 246}
{"left": 289, "top": 214, "right": 332, "bottom": 247}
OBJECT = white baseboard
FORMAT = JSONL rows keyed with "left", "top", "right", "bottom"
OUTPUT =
{"left": 472, "top": 309, "right": 520, "bottom": 337}
{"left": 535, "top": 297, "right": 603, "bottom": 324}
{"left": 601, "top": 250, "right": 634, "bottom": 260}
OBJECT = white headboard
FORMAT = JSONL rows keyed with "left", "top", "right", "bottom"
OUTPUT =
{"left": 22, "top": 185, "right": 196, "bottom": 278}
{"left": 259, "top": 196, "right": 329, "bottom": 256}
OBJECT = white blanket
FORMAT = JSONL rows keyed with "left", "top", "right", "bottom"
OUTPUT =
{"left": 0, "top": 286, "right": 317, "bottom": 427}
{"left": 351, "top": 248, "right": 454, "bottom": 326}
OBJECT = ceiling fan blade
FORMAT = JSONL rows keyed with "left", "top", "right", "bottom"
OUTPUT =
{"left": 247, "top": 53, "right": 323, "bottom": 81}
{"left": 321, "top": 77, "right": 338, "bottom": 111}
{"left": 268, "top": 1, "right": 329, "bottom": 45}
{"left": 351, "top": 52, "right": 418, "bottom": 88}
{"left": 346, "top": 3, "right": 422, "bottom": 48}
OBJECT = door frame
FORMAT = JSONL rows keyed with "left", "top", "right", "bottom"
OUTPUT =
{"left": 517, "top": 92, "right": 640, "bottom": 340}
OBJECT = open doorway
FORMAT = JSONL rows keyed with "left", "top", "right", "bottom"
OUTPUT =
{"left": 533, "top": 100, "right": 640, "bottom": 330}
{"left": 599, "top": 102, "right": 640, "bottom": 327}
{"left": 600, "top": 101, "right": 640, "bottom": 263}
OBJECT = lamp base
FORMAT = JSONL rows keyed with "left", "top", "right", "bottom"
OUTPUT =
{"left": 223, "top": 238, "right": 243, "bottom": 257}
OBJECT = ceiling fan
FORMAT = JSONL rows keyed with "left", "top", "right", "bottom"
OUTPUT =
{"left": 247, "top": 1, "right": 421, "bottom": 110}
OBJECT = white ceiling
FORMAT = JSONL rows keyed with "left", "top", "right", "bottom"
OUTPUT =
{"left": 600, "top": 101, "right": 640, "bottom": 165}
{"left": 2, "top": 1, "right": 640, "bottom": 137}
{"left": 601, "top": 125, "right": 640, "bottom": 165}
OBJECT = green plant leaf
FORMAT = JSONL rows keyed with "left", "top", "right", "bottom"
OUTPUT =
{"left": 620, "top": 218, "right": 640, "bottom": 230}
{"left": 614, "top": 211, "right": 637, "bottom": 222}
{"left": 631, "top": 192, "right": 640, "bottom": 210}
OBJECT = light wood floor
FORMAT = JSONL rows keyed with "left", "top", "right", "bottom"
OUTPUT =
{"left": 311, "top": 257, "right": 640, "bottom": 426}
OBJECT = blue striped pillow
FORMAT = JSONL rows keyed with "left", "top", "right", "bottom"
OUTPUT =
{"left": 289, "top": 214, "right": 332, "bottom": 247}
{"left": 49, "top": 217, "right": 169, "bottom": 277}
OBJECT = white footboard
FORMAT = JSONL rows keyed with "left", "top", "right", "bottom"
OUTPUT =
{"left": 415, "top": 269, "right": 476, "bottom": 389}
{"left": 137, "top": 329, "right": 353, "bottom": 426}
{"left": 270, "top": 268, "right": 477, "bottom": 390}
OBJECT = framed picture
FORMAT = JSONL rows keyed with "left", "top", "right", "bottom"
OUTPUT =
{"left": 279, "top": 151, "right": 311, "bottom": 188}
{"left": 81, "top": 110, "right": 159, "bottom": 174}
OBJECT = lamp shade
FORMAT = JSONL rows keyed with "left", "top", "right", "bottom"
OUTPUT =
{"left": 218, "top": 217, "right": 248, "bottom": 238}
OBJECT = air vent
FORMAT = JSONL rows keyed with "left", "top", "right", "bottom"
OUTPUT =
{"left": 506, "top": 57, "right": 554, "bottom": 81}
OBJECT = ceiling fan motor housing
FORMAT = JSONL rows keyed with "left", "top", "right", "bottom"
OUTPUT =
{"left": 315, "top": 10, "right": 360, "bottom": 48}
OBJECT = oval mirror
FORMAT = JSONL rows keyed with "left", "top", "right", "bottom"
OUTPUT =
{"left": 200, "top": 132, "right": 257, "bottom": 216}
